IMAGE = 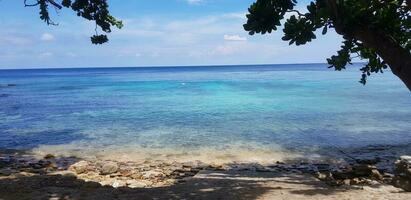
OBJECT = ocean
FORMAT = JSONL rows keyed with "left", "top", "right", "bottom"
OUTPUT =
{"left": 0, "top": 64, "right": 410, "bottom": 163}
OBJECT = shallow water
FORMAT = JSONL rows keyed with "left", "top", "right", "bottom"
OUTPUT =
{"left": 0, "top": 64, "right": 410, "bottom": 163}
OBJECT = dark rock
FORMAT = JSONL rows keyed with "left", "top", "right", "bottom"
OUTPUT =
{"left": 356, "top": 157, "right": 381, "bottom": 165}
{"left": 256, "top": 167, "right": 272, "bottom": 172}
{"left": 313, "top": 163, "right": 330, "bottom": 172}
{"left": 393, "top": 156, "right": 411, "bottom": 192}
{"left": 352, "top": 164, "right": 376, "bottom": 177}
{"left": 44, "top": 154, "right": 55, "bottom": 159}
{"left": 332, "top": 169, "right": 356, "bottom": 180}
{"left": 0, "top": 168, "right": 13, "bottom": 176}
{"left": 392, "top": 177, "right": 411, "bottom": 192}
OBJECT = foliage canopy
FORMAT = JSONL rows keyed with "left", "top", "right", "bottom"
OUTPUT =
{"left": 244, "top": 0, "right": 411, "bottom": 89}
{"left": 25, "top": 0, "right": 122, "bottom": 44}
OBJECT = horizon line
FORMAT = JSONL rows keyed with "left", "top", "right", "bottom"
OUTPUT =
{"left": 0, "top": 62, "right": 365, "bottom": 71}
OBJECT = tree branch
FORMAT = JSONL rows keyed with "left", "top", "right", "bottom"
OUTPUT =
{"left": 46, "top": 0, "right": 62, "bottom": 9}
{"left": 354, "top": 28, "right": 411, "bottom": 91}
{"left": 24, "top": 0, "right": 62, "bottom": 9}
{"left": 288, "top": 9, "right": 305, "bottom": 17}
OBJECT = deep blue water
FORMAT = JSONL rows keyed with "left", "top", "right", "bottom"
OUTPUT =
{"left": 0, "top": 64, "right": 410, "bottom": 161}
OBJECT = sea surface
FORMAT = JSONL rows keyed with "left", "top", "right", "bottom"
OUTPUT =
{"left": 0, "top": 64, "right": 410, "bottom": 163}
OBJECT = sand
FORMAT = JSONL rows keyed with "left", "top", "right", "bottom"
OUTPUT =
{"left": 0, "top": 170, "right": 409, "bottom": 200}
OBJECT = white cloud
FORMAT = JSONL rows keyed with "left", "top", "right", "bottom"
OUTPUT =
{"left": 186, "top": 0, "right": 204, "bottom": 5}
{"left": 41, "top": 33, "right": 55, "bottom": 41}
{"left": 224, "top": 34, "right": 247, "bottom": 41}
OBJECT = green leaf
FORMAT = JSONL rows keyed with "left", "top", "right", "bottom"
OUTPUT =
{"left": 322, "top": 25, "right": 328, "bottom": 35}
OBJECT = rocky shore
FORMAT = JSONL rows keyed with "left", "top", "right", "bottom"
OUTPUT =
{"left": 0, "top": 149, "right": 410, "bottom": 192}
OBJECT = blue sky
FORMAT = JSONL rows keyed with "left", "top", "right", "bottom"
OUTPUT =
{"left": 0, "top": 0, "right": 343, "bottom": 69}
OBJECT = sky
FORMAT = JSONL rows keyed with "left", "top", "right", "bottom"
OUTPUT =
{"left": 0, "top": 0, "right": 344, "bottom": 69}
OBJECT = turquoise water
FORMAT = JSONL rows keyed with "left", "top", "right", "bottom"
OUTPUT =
{"left": 0, "top": 64, "right": 410, "bottom": 162}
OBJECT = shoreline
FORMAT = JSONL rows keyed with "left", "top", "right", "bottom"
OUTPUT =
{"left": 27, "top": 141, "right": 411, "bottom": 165}
{"left": 1, "top": 145, "right": 410, "bottom": 199}
{"left": 1, "top": 143, "right": 410, "bottom": 188}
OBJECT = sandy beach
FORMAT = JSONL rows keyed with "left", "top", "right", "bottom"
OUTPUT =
{"left": 0, "top": 165, "right": 408, "bottom": 200}
{"left": 1, "top": 144, "right": 410, "bottom": 200}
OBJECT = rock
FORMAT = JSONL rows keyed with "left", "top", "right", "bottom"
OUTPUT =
{"left": 400, "top": 156, "right": 411, "bottom": 162}
{"left": 112, "top": 180, "right": 126, "bottom": 188}
{"left": 313, "top": 163, "right": 330, "bottom": 172}
{"left": 352, "top": 164, "right": 376, "bottom": 177}
{"left": 356, "top": 157, "right": 381, "bottom": 165}
{"left": 131, "top": 172, "right": 143, "bottom": 179}
{"left": 119, "top": 169, "right": 133, "bottom": 177}
{"left": 182, "top": 160, "right": 209, "bottom": 169}
{"left": 315, "top": 172, "right": 333, "bottom": 181}
{"left": 370, "top": 169, "right": 383, "bottom": 180}
{"left": 31, "top": 163, "right": 44, "bottom": 169}
{"left": 342, "top": 179, "right": 351, "bottom": 185}
{"left": 383, "top": 172, "right": 394, "bottom": 179}
{"left": 350, "top": 178, "right": 361, "bottom": 185}
{"left": 256, "top": 167, "right": 272, "bottom": 172}
{"left": 69, "top": 161, "right": 89, "bottom": 174}
{"left": 209, "top": 164, "right": 224, "bottom": 170}
{"left": 50, "top": 170, "right": 77, "bottom": 177}
{"left": 332, "top": 169, "right": 355, "bottom": 180}
{"left": 100, "top": 179, "right": 115, "bottom": 186}
{"left": 165, "top": 179, "right": 177, "bottom": 185}
{"left": 394, "top": 156, "right": 411, "bottom": 176}
{"left": 393, "top": 156, "right": 411, "bottom": 192}
{"left": 100, "top": 161, "right": 118, "bottom": 175}
{"left": 184, "top": 172, "right": 197, "bottom": 177}
{"left": 46, "top": 162, "right": 58, "bottom": 170}
{"left": 17, "top": 172, "right": 36, "bottom": 177}
{"left": 44, "top": 154, "right": 55, "bottom": 159}
{"left": 0, "top": 168, "right": 13, "bottom": 176}
{"left": 142, "top": 170, "right": 165, "bottom": 179}
{"left": 126, "top": 180, "right": 152, "bottom": 188}
{"left": 163, "top": 169, "right": 173, "bottom": 176}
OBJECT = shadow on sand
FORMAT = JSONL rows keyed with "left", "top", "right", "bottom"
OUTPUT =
{"left": 0, "top": 143, "right": 409, "bottom": 200}
{"left": 0, "top": 169, "right": 363, "bottom": 200}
